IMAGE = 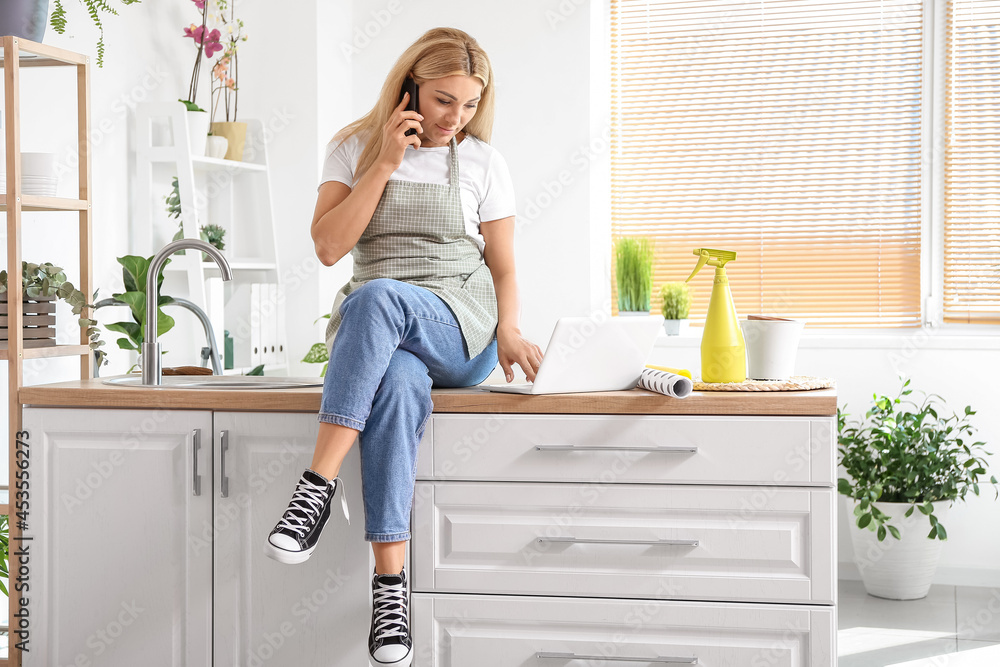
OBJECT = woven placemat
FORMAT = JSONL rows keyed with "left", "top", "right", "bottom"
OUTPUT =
{"left": 692, "top": 375, "right": 835, "bottom": 392}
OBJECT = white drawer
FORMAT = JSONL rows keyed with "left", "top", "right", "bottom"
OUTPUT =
{"left": 412, "top": 482, "right": 835, "bottom": 605}
{"left": 415, "top": 414, "right": 834, "bottom": 485}
{"left": 412, "top": 593, "right": 836, "bottom": 666}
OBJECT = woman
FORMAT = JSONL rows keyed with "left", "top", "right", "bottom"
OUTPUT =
{"left": 263, "top": 27, "right": 542, "bottom": 666}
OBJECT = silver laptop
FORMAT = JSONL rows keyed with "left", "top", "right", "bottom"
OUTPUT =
{"left": 482, "top": 315, "right": 664, "bottom": 395}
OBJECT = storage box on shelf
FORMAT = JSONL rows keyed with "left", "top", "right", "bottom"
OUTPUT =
{"left": 1, "top": 35, "right": 95, "bottom": 667}
{"left": 132, "top": 102, "right": 286, "bottom": 374}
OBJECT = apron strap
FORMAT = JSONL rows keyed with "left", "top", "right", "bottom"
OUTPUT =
{"left": 448, "top": 135, "right": 460, "bottom": 189}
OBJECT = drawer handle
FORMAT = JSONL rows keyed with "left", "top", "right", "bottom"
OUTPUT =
{"left": 537, "top": 537, "right": 699, "bottom": 547}
{"left": 534, "top": 445, "right": 698, "bottom": 453}
{"left": 537, "top": 651, "right": 698, "bottom": 664}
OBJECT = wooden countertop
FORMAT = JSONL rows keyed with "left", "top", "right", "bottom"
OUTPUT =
{"left": 19, "top": 379, "right": 837, "bottom": 416}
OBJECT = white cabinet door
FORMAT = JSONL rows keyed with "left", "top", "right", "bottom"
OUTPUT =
{"left": 413, "top": 593, "right": 835, "bottom": 666}
{"left": 21, "top": 407, "right": 213, "bottom": 667}
{"left": 213, "top": 412, "right": 370, "bottom": 667}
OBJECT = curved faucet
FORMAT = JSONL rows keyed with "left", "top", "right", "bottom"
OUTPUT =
{"left": 143, "top": 239, "right": 234, "bottom": 385}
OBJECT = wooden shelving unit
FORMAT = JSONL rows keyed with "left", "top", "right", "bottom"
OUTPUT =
{"left": 1, "top": 36, "right": 93, "bottom": 666}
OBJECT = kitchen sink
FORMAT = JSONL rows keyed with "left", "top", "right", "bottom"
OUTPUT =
{"left": 101, "top": 375, "right": 324, "bottom": 390}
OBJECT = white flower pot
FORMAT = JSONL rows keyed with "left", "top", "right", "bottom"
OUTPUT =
{"left": 739, "top": 318, "right": 805, "bottom": 380}
{"left": 662, "top": 318, "right": 689, "bottom": 336}
{"left": 205, "top": 135, "right": 229, "bottom": 159}
{"left": 186, "top": 109, "right": 210, "bottom": 156}
{"left": 849, "top": 500, "right": 950, "bottom": 600}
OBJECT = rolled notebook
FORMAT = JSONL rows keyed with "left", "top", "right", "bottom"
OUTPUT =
{"left": 638, "top": 368, "right": 693, "bottom": 399}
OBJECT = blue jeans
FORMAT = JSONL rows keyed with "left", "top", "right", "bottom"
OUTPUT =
{"left": 317, "top": 278, "right": 498, "bottom": 542}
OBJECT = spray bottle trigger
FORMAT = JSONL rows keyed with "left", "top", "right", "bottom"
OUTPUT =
{"left": 685, "top": 251, "right": 710, "bottom": 283}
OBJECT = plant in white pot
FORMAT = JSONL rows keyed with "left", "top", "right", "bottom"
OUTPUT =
{"left": 838, "top": 378, "right": 998, "bottom": 600}
{"left": 179, "top": 0, "right": 223, "bottom": 156}
{"left": 659, "top": 281, "right": 690, "bottom": 335}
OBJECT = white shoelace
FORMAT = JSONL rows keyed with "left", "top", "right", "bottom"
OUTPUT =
{"left": 276, "top": 475, "right": 350, "bottom": 536}
{"left": 372, "top": 577, "right": 409, "bottom": 641}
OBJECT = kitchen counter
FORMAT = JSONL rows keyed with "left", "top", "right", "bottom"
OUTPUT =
{"left": 20, "top": 378, "right": 836, "bottom": 415}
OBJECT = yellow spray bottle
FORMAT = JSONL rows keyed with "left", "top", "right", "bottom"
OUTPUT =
{"left": 685, "top": 248, "right": 746, "bottom": 383}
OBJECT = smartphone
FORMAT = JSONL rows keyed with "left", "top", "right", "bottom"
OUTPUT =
{"left": 400, "top": 76, "right": 419, "bottom": 137}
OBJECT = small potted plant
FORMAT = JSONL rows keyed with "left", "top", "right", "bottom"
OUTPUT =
{"left": 0, "top": 261, "right": 106, "bottom": 367}
{"left": 838, "top": 378, "right": 998, "bottom": 600}
{"left": 614, "top": 236, "right": 654, "bottom": 315}
{"left": 659, "top": 281, "right": 691, "bottom": 335}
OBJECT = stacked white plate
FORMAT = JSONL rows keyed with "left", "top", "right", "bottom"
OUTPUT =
{"left": 0, "top": 152, "right": 59, "bottom": 196}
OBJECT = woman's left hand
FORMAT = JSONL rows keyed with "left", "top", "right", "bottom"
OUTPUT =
{"left": 496, "top": 324, "right": 544, "bottom": 383}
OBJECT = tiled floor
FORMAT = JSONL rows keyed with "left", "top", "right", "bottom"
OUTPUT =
{"left": 840, "top": 579, "right": 1000, "bottom": 666}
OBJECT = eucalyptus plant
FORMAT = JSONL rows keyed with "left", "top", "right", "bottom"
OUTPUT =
{"left": 614, "top": 237, "right": 654, "bottom": 312}
{"left": 0, "top": 262, "right": 106, "bottom": 367}
{"left": 660, "top": 281, "right": 691, "bottom": 319}
{"left": 838, "top": 378, "right": 998, "bottom": 542}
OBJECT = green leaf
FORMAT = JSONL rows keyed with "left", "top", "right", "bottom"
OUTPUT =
{"left": 117, "top": 255, "right": 148, "bottom": 294}
{"left": 857, "top": 513, "right": 872, "bottom": 529}
{"left": 116, "top": 338, "right": 137, "bottom": 351}
{"left": 837, "top": 478, "right": 853, "bottom": 496}
{"left": 245, "top": 364, "right": 265, "bottom": 376}
{"left": 877, "top": 525, "right": 886, "bottom": 541}
{"left": 301, "top": 342, "right": 329, "bottom": 364}
{"left": 887, "top": 525, "right": 901, "bottom": 540}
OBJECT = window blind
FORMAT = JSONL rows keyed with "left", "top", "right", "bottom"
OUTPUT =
{"left": 945, "top": 0, "right": 1000, "bottom": 324}
{"left": 610, "top": 0, "right": 924, "bottom": 327}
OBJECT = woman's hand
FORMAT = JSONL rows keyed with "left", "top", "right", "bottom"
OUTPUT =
{"left": 497, "top": 324, "right": 544, "bottom": 383}
{"left": 375, "top": 92, "right": 423, "bottom": 173}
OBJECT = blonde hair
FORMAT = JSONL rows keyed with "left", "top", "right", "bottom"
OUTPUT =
{"left": 332, "top": 27, "right": 497, "bottom": 182}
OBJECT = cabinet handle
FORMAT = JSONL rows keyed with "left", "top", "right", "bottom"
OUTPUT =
{"left": 534, "top": 444, "right": 698, "bottom": 453}
{"left": 536, "top": 537, "right": 699, "bottom": 547}
{"left": 537, "top": 652, "right": 698, "bottom": 664}
{"left": 220, "top": 430, "right": 230, "bottom": 498}
{"left": 192, "top": 429, "right": 202, "bottom": 497}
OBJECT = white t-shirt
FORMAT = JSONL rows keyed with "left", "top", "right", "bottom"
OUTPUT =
{"left": 318, "top": 132, "right": 516, "bottom": 253}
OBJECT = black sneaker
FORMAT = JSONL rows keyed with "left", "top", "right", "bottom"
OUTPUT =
{"left": 264, "top": 468, "right": 349, "bottom": 565}
{"left": 369, "top": 567, "right": 412, "bottom": 666}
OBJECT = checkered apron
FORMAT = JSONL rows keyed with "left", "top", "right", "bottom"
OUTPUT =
{"left": 324, "top": 135, "right": 498, "bottom": 360}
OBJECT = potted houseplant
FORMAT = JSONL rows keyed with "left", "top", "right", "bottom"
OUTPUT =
{"left": 0, "top": 261, "right": 106, "bottom": 367}
{"left": 660, "top": 281, "right": 691, "bottom": 335}
{"left": 838, "top": 378, "right": 998, "bottom": 600}
{"left": 614, "top": 236, "right": 654, "bottom": 315}
{"left": 164, "top": 178, "right": 227, "bottom": 259}
{"left": 47, "top": 0, "right": 141, "bottom": 67}
{"left": 179, "top": 0, "right": 222, "bottom": 156}
{"left": 208, "top": 0, "right": 248, "bottom": 160}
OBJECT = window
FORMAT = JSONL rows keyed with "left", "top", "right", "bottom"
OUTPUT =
{"left": 944, "top": 0, "right": 1000, "bottom": 323}
{"left": 610, "top": 0, "right": 926, "bottom": 326}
